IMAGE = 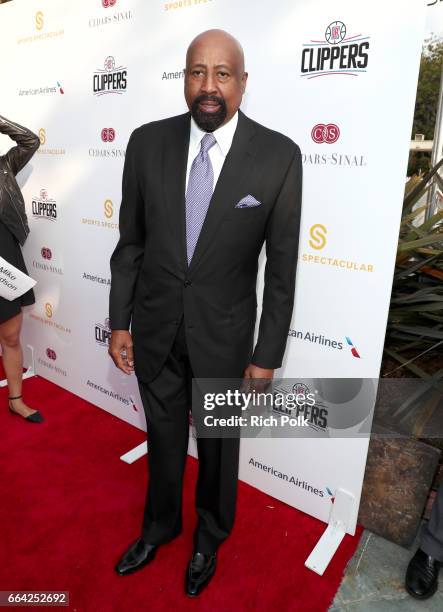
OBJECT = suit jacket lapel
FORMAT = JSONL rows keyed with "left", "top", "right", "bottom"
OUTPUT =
{"left": 187, "top": 110, "right": 257, "bottom": 276}
{"left": 162, "top": 112, "right": 191, "bottom": 275}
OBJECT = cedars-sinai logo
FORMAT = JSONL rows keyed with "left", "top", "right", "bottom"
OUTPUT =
{"left": 311, "top": 123, "right": 340, "bottom": 144}
{"left": 102, "top": 0, "right": 117, "bottom": 6}
{"left": 93, "top": 56, "right": 127, "bottom": 96}
{"left": 41, "top": 247, "right": 52, "bottom": 260}
{"left": 101, "top": 127, "right": 115, "bottom": 142}
{"left": 46, "top": 348, "right": 57, "bottom": 361}
{"left": 301, "top": 21, "right": 370, "bottom": 79}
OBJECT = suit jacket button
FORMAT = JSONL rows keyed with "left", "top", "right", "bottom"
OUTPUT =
{"left": 184, "top": 280, "right": 192, "bottom": 287}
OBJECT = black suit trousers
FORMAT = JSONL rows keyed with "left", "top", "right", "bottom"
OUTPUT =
{"left": 137, "top": 316, "right": 240, "bottom": 554}
{"left": 421, "top": 481, "right": 443, "bottom": 561}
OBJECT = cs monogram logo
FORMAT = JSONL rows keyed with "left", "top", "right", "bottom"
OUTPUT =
{"left": 311, "top": 124, "right": 340, "bottom": 144}
{"left": 41, "top": 247, "right": 52, "bottom": 260}
{"left": 46, "top": 348, "right": 57, "bottom": 360}
{"left": 308, "top": 224, "right": 327, "bottom": 250}
{"left": 102, "top": 0, "right": 117, "bottom": 7}
{"left": 35, "top": 11, "right": 44, "bottom": 31}
{"left": 38, "top": 128, "right": 46, "bottom": 145}
{"left": 104, "top": 199, "right": 113, "bottom": 219}
{"left": 45, "top": 303, "right": 53, "bottom": 318}
{"left": 101, "top": 128, "right": 116, "bottom": 142}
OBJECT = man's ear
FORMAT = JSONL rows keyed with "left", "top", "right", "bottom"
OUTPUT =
{"left": 242, "top": 72, "right": 249, "bottom": 93}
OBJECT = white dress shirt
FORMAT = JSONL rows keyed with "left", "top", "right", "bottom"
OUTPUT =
{"left": 185, "top": 110, "right": 239, "bottom": 193}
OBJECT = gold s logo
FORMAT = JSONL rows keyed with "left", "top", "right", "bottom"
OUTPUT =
{"left": 35, "top": 11, "right": 44, "bottom": 31}
{"left": 38, "top": 128, "right": 46, "bottom": 145}
{"left": 309, "top": 224, "right": 327, "bottom": 250}
{"left": 104, "top": 199, "right": 113, "bottom": 219}
{"left": 45, "top": 303, "right": 53, "bottom": 318}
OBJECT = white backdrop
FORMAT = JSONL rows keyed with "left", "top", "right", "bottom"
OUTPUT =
{"left": 0, "top": 0, "right": 426, "bottom": 534}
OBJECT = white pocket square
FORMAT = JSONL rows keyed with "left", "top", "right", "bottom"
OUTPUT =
{"left": 235, "top": 195, "right": 261, "bottom": 208}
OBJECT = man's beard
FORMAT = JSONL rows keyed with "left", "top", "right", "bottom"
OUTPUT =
{"left": 191, "top": 95, "right": 227, "bottom": 132}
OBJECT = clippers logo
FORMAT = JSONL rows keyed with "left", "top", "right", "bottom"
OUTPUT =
{"left": 45, "top": 303, "right": 53, "bottom": 318}
{"left": 32, "top": 189, "right": 57, "bottom": 221}
{"left": 46, "top": 348, "right": 57, "bottom": 360}
{"left": 102, "top": 0, "right": 117, "bottom": 6}
{"left": 95, "top": 318, "right": 111, "bottom": 346}
{"left": 311, "top": 124, "right": 340, "bottom": 144}
{"left": 93, "top": 56, "right": 127, "bottom": 96}
{"left": 272, "top": 381, "right": 328, "bottom": 433}
{"left": 41, "top": 247, "right": 52, "bottom": 260}
{"left": 308, "top": 224, "right": 327, "bottom": 250}
{"left": 345, "top": 336, "right": 361, "bottom": 358}
{"left": 101, "top": 128, "right": 115, "bottom": 142}
{"left": 325, "top": 21, "right": 346, "bottom": 44}
{"left": 301, "top": 21, "right": 370, "bottom": 78}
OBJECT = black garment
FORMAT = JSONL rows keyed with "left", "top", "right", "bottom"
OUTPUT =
{"left": 0, "top": 220, "right": 35, "bottom": 324}
{"left": 0, "top": 115, "right": 40, "bottom": 245}
{"left": 421, "top": 482, "right": 443, "bottom": 562}
{"left": 138, "top": 316, "right": 240, "bottom": 554}
{"left": 110, "top": 110, "right": 303, "bottom": 383}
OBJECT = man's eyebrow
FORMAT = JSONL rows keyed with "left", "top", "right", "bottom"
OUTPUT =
{"left": 188, "top": 63, "right": 232, "bottom": 70}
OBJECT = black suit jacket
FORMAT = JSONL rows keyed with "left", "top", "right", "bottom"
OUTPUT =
{"left": 109, "top": 110, "right": 303, "bottom": 383}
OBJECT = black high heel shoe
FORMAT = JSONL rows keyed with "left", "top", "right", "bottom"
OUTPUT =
{"left": 8, "top": 395, "right": 44, "bottom": 423}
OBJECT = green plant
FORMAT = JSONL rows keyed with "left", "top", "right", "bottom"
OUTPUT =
{"left": 383, "top": 159, "right": 443, "bottom": 378}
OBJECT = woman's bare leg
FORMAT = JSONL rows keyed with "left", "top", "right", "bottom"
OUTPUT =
{"left": 0, "top": 311, "right": 37, "bottom": 417}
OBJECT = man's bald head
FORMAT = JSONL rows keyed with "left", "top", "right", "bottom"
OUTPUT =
{"left": 184, "top": 29, "right": 248, "bottom": 132}
{"left": 186, "top": 29, "right": 245, "bottom": 74}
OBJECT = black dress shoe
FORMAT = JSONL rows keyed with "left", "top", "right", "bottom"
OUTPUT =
{"left": 115, "top": 537, "right": 158, "bottom": 576}
{"left": 405, "top": 548, "right": 440, "bottom": 600}
{"left": 185, "top": 552, "right": 216, "bottom": 597}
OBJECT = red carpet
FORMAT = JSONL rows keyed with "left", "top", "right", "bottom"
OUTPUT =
{"left": 0, "top": 368, "right": 362, "bottom": 611}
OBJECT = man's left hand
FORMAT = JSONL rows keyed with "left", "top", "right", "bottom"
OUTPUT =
{"left": 242, "top": 363, "right": 274, "bottom": 393}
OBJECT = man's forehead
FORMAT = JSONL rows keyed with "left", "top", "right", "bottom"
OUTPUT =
{"left": 186, "top": 31, "right": 245, "bottom": 71}
{"left": 187, "top": 52, "right": 241, "bottom": 72}
{"left": 188, "top": 55, "right": 235, "bottom": 67}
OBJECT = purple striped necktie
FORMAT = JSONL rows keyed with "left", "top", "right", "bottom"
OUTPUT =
{"left": 185, "top": 132, "right": 217, "bottom": 265}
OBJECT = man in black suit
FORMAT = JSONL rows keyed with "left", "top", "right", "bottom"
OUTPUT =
{"left": 109, "top": 29, "right": 303, "bottom": 596}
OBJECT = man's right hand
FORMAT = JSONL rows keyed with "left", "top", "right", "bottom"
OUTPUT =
{"left": 109, "top": 330, "right": 135, "bottom": 375}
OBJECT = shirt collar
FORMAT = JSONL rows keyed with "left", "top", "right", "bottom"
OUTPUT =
{"left": 189, "top": 110, "right": 239, "bottom": 158}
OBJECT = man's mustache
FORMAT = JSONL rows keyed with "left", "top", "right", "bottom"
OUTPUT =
{"left": 193, "top": 95, "right": 226, "bottom": 108}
